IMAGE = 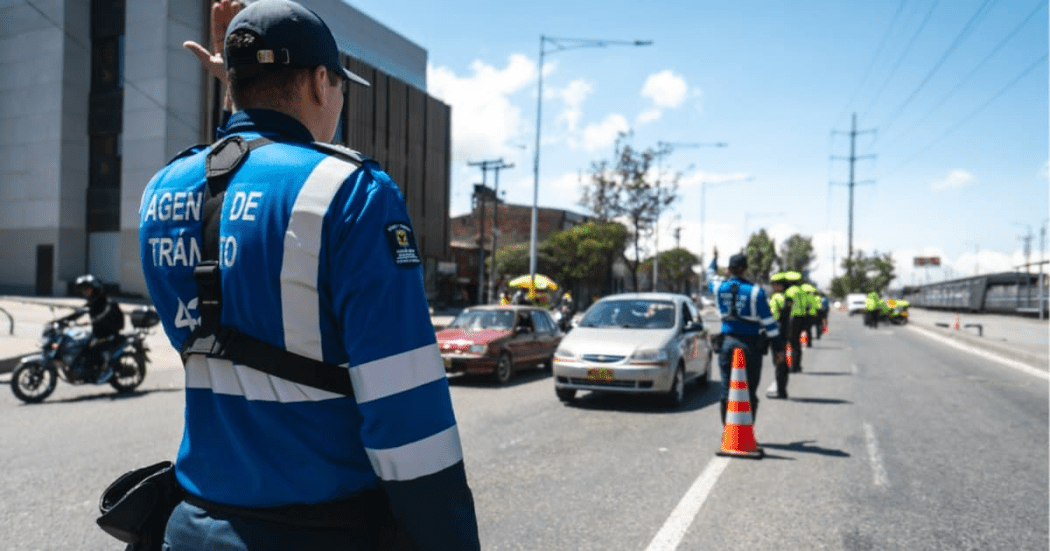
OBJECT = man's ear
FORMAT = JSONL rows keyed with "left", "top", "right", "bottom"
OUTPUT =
{"left": 309, "top": 66, "right": 328, "bottom": 105}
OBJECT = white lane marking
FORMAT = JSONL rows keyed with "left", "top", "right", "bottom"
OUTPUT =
{"left": 645, "top": 456, "right": 730, "bottom": 551}
{"left": 863, "top": 423, "right": 889, "bottom": 489}
{"left": 906, "top": 325, "right": 1049, "bottom": 381}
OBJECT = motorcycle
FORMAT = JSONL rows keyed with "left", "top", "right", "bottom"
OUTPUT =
{"left": 551, "top": 305, "right": 575, "bottom": 333}
{"left": 10, "top": 305, "right": 160, "bottom": 404}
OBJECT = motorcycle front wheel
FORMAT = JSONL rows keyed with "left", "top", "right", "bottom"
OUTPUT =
{"left": 11, "top": 359, "right": 58, "bottom": 403}
{"left": 109, "top": 351, "right": 146, "bottom": 393}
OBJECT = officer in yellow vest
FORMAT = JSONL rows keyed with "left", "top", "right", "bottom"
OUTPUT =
{"left": 767, "top": 274, "right": 793, "bottom": 399}
{"left": 799, "top": 282, "right": 818, "bottom": 348}
{"left": 782, "top": 272, "right": 807, "bottom": 372}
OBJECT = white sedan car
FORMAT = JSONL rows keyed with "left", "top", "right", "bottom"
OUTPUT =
{"left": 552, "top": 293, "right": 713, "bottom": 408}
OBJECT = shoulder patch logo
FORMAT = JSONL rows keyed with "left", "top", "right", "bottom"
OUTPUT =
{"left": 385, "top": 222, "right": 422, "bottom": 268}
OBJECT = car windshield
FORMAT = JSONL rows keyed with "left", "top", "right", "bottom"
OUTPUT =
{"left": 577, "top": 300, "right": 676, "bottom": 329}
{"left": 448, "top": 309, "right": 516, "bottom": 331}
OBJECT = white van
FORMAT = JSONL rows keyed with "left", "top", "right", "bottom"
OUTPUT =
{"left": 846, "top": 293, "right": 867, "bottom": 315}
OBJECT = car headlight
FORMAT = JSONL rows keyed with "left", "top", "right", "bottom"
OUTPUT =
{"left": 468, "top": 344, "right": 487, "bottom": 354}
{"left": 554, "top": 348, "right": 575, "bottom": 360}
{"left": 631, "top": 349, "right": 669, "bottom": 362}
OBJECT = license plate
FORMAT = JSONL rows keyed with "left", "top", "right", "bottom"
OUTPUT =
{"left": 587, "top": 368, "right": 614, "bottom": 382}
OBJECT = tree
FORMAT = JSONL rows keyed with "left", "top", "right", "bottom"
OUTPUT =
{"left": 779, "top": 234, "right": 816, "bottom": 274}
{"left": 830, "top": 250, "right": 896, "bottom": 297}
{"left": 545, "top": 221, "right": 629, "bottom": 293}
{"left": 578, "top": 133, "right": 678, "bottom": 291}
{"left": 641, "top": 248, "right": 699, "bottom": 294}
{"left": 493, "top": 242, "right": 536, "bottom": 279}
{"left": 744, "top": 230, "right": 777, "bottom": 284}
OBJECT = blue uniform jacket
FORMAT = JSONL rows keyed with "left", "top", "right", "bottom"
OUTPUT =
{"left": 706, "top": 257, "right": 783, "bottom": 350}
{"left": 139, "top": 109, "right": 478, "bottom": 548}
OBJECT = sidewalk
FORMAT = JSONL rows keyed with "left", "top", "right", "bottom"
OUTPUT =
{"left": 903, "top": 307, "right": 1049, "bottom": 371}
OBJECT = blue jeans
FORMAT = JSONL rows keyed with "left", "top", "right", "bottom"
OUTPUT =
{"left": 718, "top": 334, "right": 763, "bottom": 405}
{"left": 163, "top": 501, "right": 382, "bottom": 551}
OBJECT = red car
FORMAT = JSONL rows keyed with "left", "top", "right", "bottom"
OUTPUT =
{"left": 436, "top": 305, "right": 562, "bottom": 384}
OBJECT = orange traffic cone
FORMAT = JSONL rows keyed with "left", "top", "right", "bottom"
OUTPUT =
{"left": 786, "top": 343, "right": 793, "bottom": 368}
{"left": 822, "top": 319, "right": 828, "bottom": 334}
{"left": 717, "top": 348, "right": 764, "bottom": 459}
{"left": 800, "top": 331, "right": 808, "bottom": 346}
{"left": 953, "top": 313, "right": 960, "bottom": 330}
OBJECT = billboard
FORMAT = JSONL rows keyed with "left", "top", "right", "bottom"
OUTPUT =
{"left": 913, "top": 256, "right": 941, "bottom": 267}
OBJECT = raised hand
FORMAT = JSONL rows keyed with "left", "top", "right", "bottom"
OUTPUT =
{"left": 183, "top": 0, "right": 243, "bottom": 84}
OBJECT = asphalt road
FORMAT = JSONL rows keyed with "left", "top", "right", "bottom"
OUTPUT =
{"left": 0, "top": 310, "right": 1046, "bottom": 550}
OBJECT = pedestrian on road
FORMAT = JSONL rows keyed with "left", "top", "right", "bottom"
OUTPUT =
{"left": 706, "top": 248, "right": 785, "bottom": 425}
{"left": 138, "top": 1, "right": 479, "bottom": 549}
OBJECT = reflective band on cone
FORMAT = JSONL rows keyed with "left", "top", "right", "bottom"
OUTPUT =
{"left": 717, "top": 348, "right": 764, "bottom": 459}
{"left": 786, "top": 343, "right": 793, "bottom": 367}
{"left": 800, "top": 332, "right": 808, "bottom": 346}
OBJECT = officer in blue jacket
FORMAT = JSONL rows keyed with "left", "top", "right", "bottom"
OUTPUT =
{"left": 139, "top": 1, "right": 479, "bottom": 549}
{"left": 706, "top": 248, "right": 785, "bottom": 425}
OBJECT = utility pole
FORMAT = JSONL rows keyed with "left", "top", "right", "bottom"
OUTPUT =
{"left": 470, "top": 159, "right": 515, "bottom": 304}
{"left": 1040, "top": 222, "right": 1046, "bottom": 320}
{"left": 831, "top": 113, "right": 876, "bottom": 283}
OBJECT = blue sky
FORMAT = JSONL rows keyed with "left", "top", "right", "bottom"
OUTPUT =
{"left": 346, "top": 0, "right": 1048, "bottom": 289}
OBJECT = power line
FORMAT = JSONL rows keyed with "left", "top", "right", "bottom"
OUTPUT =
{"left": 881, "top": 52, "right": 1048, "bottom": 177}
{"left": 833, "top": 0, "right": 908, "bottom": 126}
{"left": 881, "top": 0, "right": 1046, "bottom": 147}
{"left": 861, "top": 0, "right": 943, "bottom": 120}
{"left": 874, "top": 0, "right": 1001, "bottom": 138}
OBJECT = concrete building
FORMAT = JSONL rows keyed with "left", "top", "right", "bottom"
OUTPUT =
{"left": 0, "top": 0, "right": 451, "bottom": 298}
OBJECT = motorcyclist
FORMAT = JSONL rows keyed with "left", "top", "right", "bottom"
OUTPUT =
{"left": 62, "top": 274, "right": 125, "bottom": 379}
{"left": 557, "top": 291, "right": 575, "bottom": 331}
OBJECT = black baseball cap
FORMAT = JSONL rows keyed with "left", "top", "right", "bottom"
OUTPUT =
{"left": 225, "top": 0, "right": 370, "bottom": 87}
{"left": 728, "top": 253, "right": 748, "bottom": 270}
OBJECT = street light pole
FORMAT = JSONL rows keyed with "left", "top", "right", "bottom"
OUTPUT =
{"left": 652, "top": 141, "right": 727, "bottom": 292}
{"left": 530, "top": 35, "right": 652, "bottom": 292}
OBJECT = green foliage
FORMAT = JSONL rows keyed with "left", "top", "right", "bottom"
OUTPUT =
{"left": 744, "top": 230, "right": 777, "bottom": 283}
{"left": 830, "top": 250, "right": 896, "bottom": 296}
{"left": 545, "top": 221, "right": 629, "bottom": 290}
{"left": 493, "top": 242, "right": 535, "bottom": 278}
{"left": 640, "top": 247, "right": 700, "bottom": 293}
{"left": 779, "top": 234, "right": 816, "bottom": 273}
{"left": 578, "top": 133, "right": 678, "bottom": 291}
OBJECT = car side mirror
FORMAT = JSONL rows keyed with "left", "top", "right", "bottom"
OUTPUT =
{"left": 685, "top": 321, "right": 704, "bottom": 333}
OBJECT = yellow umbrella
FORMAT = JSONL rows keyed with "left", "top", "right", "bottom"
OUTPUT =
{"left": 507, "top": 274, "right": 558, "bottom": 291}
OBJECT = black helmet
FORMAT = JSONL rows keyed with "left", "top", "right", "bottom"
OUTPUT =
{"left": 74, "top": 274, "right": 104, "bottom": 292}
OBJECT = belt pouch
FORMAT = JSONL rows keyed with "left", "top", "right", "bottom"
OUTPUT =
{"left": 97, "top": 461, "right": 184, "bottom": 550}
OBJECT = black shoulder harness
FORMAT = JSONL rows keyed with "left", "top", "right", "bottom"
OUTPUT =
{"left": 179, "top": 135, "right": 355, "bottom": 397}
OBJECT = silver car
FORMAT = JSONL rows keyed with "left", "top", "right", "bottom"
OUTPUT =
{"left": 552, "top": 293, "right": 713, "bottom": 407}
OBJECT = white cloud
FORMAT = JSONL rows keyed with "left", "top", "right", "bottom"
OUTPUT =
{"left": 642, "top": 70, "right": 688, "bottom": 108}
{"left": 1041, "top": 159, "right": 1049, "bottom": 179}
{"left": 931, "top": 169, "right": 977, "bottom": 191}
{"left": 636, "top": 107, "right": 662, "bottom": 125}
{"left": 637, "top": 70, "right": 695, "bottom": 126}
{"left": 580, "top": 114, "right": 630, "bottom": 152}
{"left": 555, "top": 79, "right": 593, "bottom": 131}
{"left": 427, "top": 54, "right": 537, "bottom": 165}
